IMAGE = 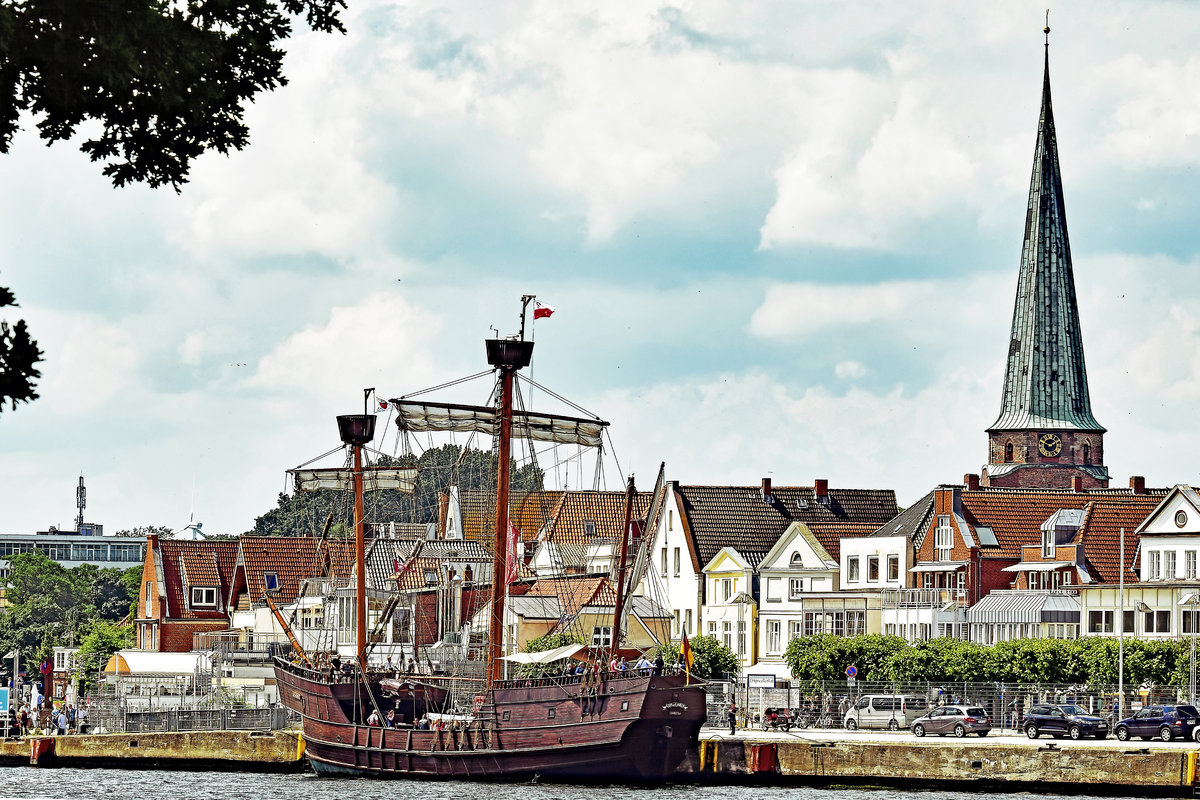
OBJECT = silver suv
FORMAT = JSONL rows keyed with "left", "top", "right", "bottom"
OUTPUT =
{"left": 912, "top": 705, "right": 991, "bottom": 738}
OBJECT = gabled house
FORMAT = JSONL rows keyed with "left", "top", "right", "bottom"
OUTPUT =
{"left": 441, "top": 487, "right": 564, "bottom": 558}
{"left": 527, "top": 490, "right": 653, "bottom": 578}
{"left": 1075, "top": 484, "right": 1200, "bottom": 642}
{"left": 135, "top": 536, "right": 239, "bottom": 652}
{"left": 700, "top": 547, "right": 757, "bottom": 667}
{"left": 648, "top": 477, "right": 899, "bottom": 648}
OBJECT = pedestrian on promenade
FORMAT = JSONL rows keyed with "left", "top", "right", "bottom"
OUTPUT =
{"left": 727, "top": 700, "right": 737, "bottom": 735}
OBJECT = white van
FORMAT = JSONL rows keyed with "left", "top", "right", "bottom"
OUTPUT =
{"left": 844, "top": 695, "right": 928, "bottom": 730}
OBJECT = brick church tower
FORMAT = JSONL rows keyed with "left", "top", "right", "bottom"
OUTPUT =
{"left": 981, "top": 29, "right": 1109, "bottom": 490}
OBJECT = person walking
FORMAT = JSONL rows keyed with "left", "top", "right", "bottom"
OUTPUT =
{"left": 727, "top": 700, "right": 738, "bottom": 735}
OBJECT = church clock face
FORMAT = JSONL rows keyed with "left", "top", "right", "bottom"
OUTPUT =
{"left": 1037, "top": 432, "right": 1063, "bottom": 457}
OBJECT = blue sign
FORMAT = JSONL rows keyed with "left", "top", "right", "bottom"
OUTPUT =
{"left": 845, "top": 665, "right": 857, "bottom": 678}
{"left": 0, "top": 688, "right": 9, "bottom": 713}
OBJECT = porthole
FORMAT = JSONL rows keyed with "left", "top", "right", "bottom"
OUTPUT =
{"left": 1176, "top": 510, "right": 1188, "bottom": 528}
{"left": 548, "top": 708, "right": 556, "bottom": 719}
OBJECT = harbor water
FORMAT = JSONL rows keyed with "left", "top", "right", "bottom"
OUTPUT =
{"left": 0, "top": 770, "right": 1122, "bottom": 800}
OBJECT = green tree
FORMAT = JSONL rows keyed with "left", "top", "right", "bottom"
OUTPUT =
{"left": 523, "top": 631, "right": 586, "bottom": 653}
{"left": 684, "top": 635, "right": 738, "bottom": 681}
{"left": 0, "top": 279, "right": 41, "bottom": 415}
{"left": 74, "top": 620, "right": 133, "bottom": 694}
{"left": 114, "top": 525, "right": 173, "bottom": 539}
{"left": 0, "top": 0, "right": 346, "bottom": 190}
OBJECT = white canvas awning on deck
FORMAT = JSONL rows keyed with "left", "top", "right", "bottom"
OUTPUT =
{"left": 500, "top": 643, "right": 587, "bottom": 665}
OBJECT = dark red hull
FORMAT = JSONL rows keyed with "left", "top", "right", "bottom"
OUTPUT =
{"left": 275, "top": 662, "right": 705, "bottom": 781}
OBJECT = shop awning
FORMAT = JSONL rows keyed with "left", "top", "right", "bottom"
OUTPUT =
{"left": 499, "top": 643, "right": 587, "bottom": 665}
{"left": 909, "top": 561, "right": 968, "bottom": 573}
{"left": 1000, "top": 561, "right": 1072, "bottom": 573}
{"left": 965, "top": 590, "right": 1079, "bottom": 624}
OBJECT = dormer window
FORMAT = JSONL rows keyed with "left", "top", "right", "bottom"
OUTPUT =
{"left": 263, "top": 572, "right": 280, "bottom": 592}
{"left": 583, "top": 520, "right": 597, "bottom": 536}
{"left": 790, "top": 552, "right": 804, "bottom": 567}
{"left": 191, "top": 587, "right": 217, "bottom": 608}
{"left": 424, "top": 569, "right": 438, "bottom": 586}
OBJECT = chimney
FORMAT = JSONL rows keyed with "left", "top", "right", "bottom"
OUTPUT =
{"left": 1071, "top": 476, "right": 1083, "bottom": 492}
{"left": 815, "top": 478, "right": 829, "bottom": 498}
{"left": 963, "top": 474, "right": 980, "bottom": 491}
{"left": 935, "top": 485, "right": 961, "bottom": 516}
{"left": 1130, "top": 475, "right": 1146, "bottom": 495}
{"left": 761, "top": 477, "right": 773, "bottom": 503}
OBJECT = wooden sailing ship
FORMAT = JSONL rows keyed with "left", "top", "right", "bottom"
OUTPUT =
{"left": 274, "top": 298, "right": 706, "bottom": 780}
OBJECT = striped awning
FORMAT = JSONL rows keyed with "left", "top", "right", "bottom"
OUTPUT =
{"left": 966, "top": 591, "right": 1080, "bottom": 624}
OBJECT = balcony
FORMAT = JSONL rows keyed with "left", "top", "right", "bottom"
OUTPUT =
{"left": 881, "top": 588, "right": 968, "bottom": 609}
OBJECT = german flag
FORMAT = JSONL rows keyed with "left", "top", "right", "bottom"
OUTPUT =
{"left": 681, "top": 631, "right": 695, "bottom": 683}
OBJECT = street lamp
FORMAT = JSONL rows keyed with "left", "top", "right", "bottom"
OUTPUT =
{"left": 1178, "top": 594, "right": 1200, "bottom": 705}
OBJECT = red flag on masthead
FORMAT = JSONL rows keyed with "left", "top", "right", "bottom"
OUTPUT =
{"left": 533, "top": 302, "right": 556, "bottom": 320}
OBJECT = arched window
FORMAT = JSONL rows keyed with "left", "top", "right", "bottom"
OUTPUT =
{"left": 1004, "top": 442, "right": 1014, "bottom": 463}
{"left": 1082, "top": 442, "right": 1091, "bottom": 464}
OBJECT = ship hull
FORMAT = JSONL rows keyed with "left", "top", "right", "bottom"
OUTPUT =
{"left": 277, "top": 663, "right": 705, "bottom": 781}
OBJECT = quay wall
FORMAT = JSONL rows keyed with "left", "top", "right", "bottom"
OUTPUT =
{"left": 679, "top": 738, "right": 1198, "bottom": 795}
{"left": 0, "top": 731, "right": 305, "bottom": 771}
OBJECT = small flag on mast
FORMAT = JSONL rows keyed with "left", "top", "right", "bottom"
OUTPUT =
{"left": 375, "top": 398, "right": 389, "bottom": 413}
{"left": 533, "top": 301, "right": 556, "bottom": 320}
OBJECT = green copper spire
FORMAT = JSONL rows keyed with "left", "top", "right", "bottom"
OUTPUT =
{"left": 988, "top": 39, "right": 1104, "bottom": 434}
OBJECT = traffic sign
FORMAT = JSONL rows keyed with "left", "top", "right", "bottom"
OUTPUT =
{"left": 845, "top": 665, "right": 857, "bottom": 678}
{"left": 0, "top": 688, "right": 9, "bottom": 713}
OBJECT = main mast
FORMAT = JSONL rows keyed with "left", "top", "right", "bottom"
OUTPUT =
{"left": 610, "top": 475, "right": 636, "bottom": 653}
{"left": 336, "top": 404, "right": 377, "bottom": 669}
{"left": 485, "top": 300, "right": 536, "bottom": 684}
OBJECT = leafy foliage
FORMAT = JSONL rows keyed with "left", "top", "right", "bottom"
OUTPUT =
{"left": 250, "top": 445, "right": 545, "bottom": 536}
{"left": 785, "top": 633, "right": 1198, "bottom": 687}
{"left": 74, "top": 620, "right": 133, "bottom": 694}
{"left": 0, "top": 551, "right": 138, "bottom": 681}
{"left": 523, "top": 631, "right": 586, "bottom": 653}
{"left": 660, "top": 635, "right": 738, "bottom": 681}
{"left": 0, "top": 0, "right": 347, "bottom": 190}
{"left": 114, "top": 524, "right": 174, "bottom": 538}
{"left": 0, "top": 277, "right": 41, "bottom": 415}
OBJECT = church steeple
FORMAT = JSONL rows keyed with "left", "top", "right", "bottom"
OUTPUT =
{"left": 982, "top": 26, "right": 1109, "bottom": 490}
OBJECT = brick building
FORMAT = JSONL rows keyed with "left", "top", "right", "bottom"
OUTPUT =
{"left": 135, "top": 535, "right": 239, "bottom": 652}
{"left": 981, "top": 39, "right": 1109, "bottom": 490}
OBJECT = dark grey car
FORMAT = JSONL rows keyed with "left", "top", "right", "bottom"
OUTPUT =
{"left": 912, "top": 705, "right": 992, "bottom": 738}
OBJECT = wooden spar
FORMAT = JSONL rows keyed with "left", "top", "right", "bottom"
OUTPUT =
{"left": 610, "top": 475, "right": 636, "bottom": 653}
{"left": 354, "top": 441, "right": 368, "bottom": 668}
{"left": 264, "top": 593, "right": 311, "bottom": 667}
{"left": 488, "top": 363, "right": 515, "bottom": 684}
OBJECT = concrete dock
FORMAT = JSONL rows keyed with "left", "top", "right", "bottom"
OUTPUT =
{"left": 3, "top": 727, "right": 1199, "bottom": 794}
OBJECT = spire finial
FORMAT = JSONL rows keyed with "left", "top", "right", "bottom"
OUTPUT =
{"left": 1044, "top": 9, "right": 1050, "bottom": 45}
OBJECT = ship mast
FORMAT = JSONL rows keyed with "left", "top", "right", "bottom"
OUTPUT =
{"left": 485, "top": 298, "right": 536, "bottom": 684}
{"left": 610, "top": 475, "right": 636, "bottom": 654}
{"left": 336, "top": 393, "right": 377, "bottom": 669}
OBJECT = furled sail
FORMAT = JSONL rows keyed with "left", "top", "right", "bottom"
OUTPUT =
{"left": 390, "top": 400, "right": 608, "bottom": 448}
{"left": 289, "top": 467, "right": 418, "bottom": 493}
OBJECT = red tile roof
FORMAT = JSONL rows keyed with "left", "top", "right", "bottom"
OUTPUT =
{"left": 230, "top": 536, "right": 357, "bottom": 607}
{"left": 158, "top": 540, "right": 239, "bottom": 620}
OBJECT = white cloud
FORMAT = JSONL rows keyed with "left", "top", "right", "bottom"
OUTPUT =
{"left": 835, "top": 361, "right": 867, "bottom": 380}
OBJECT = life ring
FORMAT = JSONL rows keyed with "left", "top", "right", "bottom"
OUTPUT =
{"left": 473, "top": 695, "right": 486, "bottom": 712}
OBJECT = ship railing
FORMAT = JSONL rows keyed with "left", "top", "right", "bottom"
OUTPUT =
{"left": 495, "top": 666, "right": 682, "bottom": 690}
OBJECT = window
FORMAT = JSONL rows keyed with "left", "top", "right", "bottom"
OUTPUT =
{"left": 669, "top": 509, "right": 674, "bottom": 531}
{"left": 887, "top": 554, "right": 900, "bottom": 582}
{"left": 1185, "top": 609, "right": 1200, "bottom": 635}
{"left": 723, "top": 621, "right": 732, "bottom": 649}
{"left": 673, "top": 547, "right": 680, "bottom": 577}
{"left": 722, "top": 578, "right": 733, "bottom": 602}
{"left": 847, "top": 557, "right": 860, "bottom": 582}
{"left": 1188, "top": 551, "right": 1198, "bottom": 580}
{"left": 956, "top": 571, "right": 966, "bottom": 591}
{"left": 673, "top": 609, "right": 681, "bottom": 635}
{"left": 1144, "top": 610, "right": 1171, "bottom": 634}
{"left": 846, "top": 611, "right": 866, "bottom": 636}
{"left": 737, "top": 621, "right": 746, "bottom": 656}
{"left": 591, "top": 626, "right": 612, "bottom": 646}
{"left": 145, "top": 581, "right": 153, "bottom": 615}
{"left": 1042, "top": 527, "right": 1055, "bottom": 559}
{"left": 1149, "top": 551, "right": 1162, "bottom": 580}
{"left": 661, "top": 549, "right": 668, "bottom": 577}
{"left": 789, "top": 620, "right": 803, "bottom": 641}
{"left": 424, "top": 569, "right": 438, "bottom": 586}
{"left": 867, "top": 556, "right": 880, "bottom": 582}
{"left": 1004, "top": 442, "right": 1014, "bottom": 462}
{"left": 767, "top": 620, "right": 781, "bottom": 653}
{"left": 1165, "top": 551, "right": 1178, "bottom": 580}
{"left": 708, "top": 621, "right": 717, "bottom": 636}
{"left": 191, "top": 587, "right": 217, "bottom": 608}
{"left": 935, "top": 516, "right": 953, "bottom": 561}
{"left": 263, "top": 572, "right": 280, "bottom": 592}
{"left": 583, "top": 520, "right": 597, "bottom": 536}
{"left": 1082, "top": 443, "right": 1091, "bottom": 464}
{"left": 789, "top": 577, "right": 803, "bottom": 600}
{"left": 766, "top": 577, "right": 782, "bottom": 602}
{"left": 1088, "top": 610, "right": 1113, "bottom": 633}
{"left": 684, "top": 609, "right": 692, "bottom": 635}
{"left": 1061, "top": 571, "right": 1072, "bottom": 586}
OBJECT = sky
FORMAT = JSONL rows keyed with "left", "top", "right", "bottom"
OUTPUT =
{"left": 1, "top": 1, "right": 1199, "bottom": 536}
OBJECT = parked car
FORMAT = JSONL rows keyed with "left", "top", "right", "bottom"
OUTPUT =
{"left": 844, "top": 695, "right": 928, "bottom": 731}
{"left": 911, "top": 705, "right": 991, "bottom": 738}
{"left": 1114, "top": 705, "right": 1200, "bottom": 742}
{"left": 1022, "top": 703, "right": 1108, "bottom": 739}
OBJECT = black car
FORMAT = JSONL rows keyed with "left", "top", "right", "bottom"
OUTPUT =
{"left": 1023, "top": 703, "right": 1109, "bottom": 739}
{"left": 1114, "top": 705, "right": 1200, "bottom": 742}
